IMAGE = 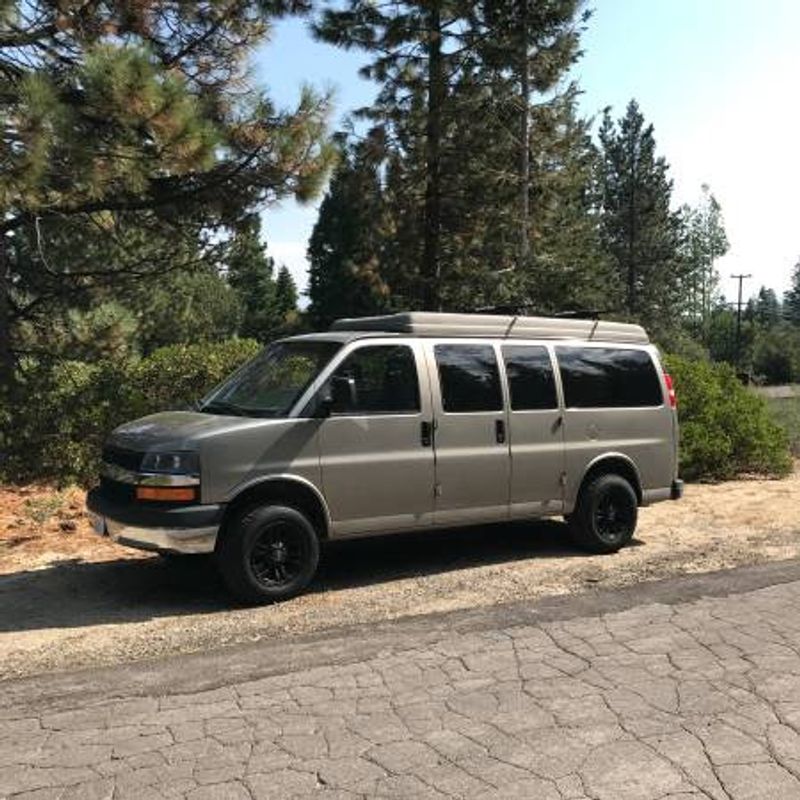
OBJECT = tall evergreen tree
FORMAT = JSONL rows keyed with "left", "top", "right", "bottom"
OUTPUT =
{"left": 314, "top": 0, "right": 591, "bottom": 312}
{"left": 315, "top": 1, "right": 469, "bottom": 309}
{"left": 274, "top": 266, "right": 299, "bottom": 321}
{"left": 752, "top": 286, "right": 781, "bottom": 329}
{"left": 680, "top": 185, "right": 729, "bottom": 338}
{"left": 784, "top": 258, "right": 800, "bottom": 326}
{"left": 307, "top": 141, "right": 389, "bottom": 327}
{"left": 597, "top": 100, "right": 682, "bottom": 330}
{"left": 226, "top": 217, "right": 285, "bottom": 343}
{"left": 464, "top": 0, "right": 590, "bottom": 271}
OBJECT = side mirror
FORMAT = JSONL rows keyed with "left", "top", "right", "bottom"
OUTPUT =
{"left": 316, "top": 385, "right": 334, "bottom": 418}
{"left": 318, "top": 376, "right": 357, "bottom": 416}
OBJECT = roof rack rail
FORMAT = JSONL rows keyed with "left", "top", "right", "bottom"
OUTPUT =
{"left": 474, "top": 306, "right": 607, "bottom": 321}
{"left": 330, "top": 312, "right": 648, "bottom": 344}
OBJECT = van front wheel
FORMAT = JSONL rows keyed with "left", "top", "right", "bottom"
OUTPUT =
{"left": 569, "top": 474, "right": 638, "bottom": 554}
{"left": 216, "top": 504, "right": 320, "bottom": 604}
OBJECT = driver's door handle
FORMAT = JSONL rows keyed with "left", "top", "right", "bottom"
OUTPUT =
{"left": 421, "top": 420, "right": 433, "bottom": 447}
{"left": 495, "top": 419, "right": 506, "bottom": 444}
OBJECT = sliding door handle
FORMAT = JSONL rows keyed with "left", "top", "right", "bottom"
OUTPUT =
{"left": 420, "top": 420, "right": 433, "bottom": 447}
{"left": 495, "top": 419, "right": 506, "bottom": 444}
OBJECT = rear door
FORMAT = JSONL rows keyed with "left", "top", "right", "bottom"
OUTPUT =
{"left": 317, "top": 341, "right": 435, "bottom": 536}
{"left": 555, "top": 345, "right": 673, "bottom": 506}
{"left": 426, "top": 342, "right": 511, "bottom": 525}
{"left": 501, "top": 344, "right": 565, "bottom": 516}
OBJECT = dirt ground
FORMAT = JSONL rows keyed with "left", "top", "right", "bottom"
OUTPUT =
{"left": 2, "top": 469, "right": 800, "bottom": 680}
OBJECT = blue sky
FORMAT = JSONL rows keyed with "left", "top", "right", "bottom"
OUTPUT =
{"left": 256, "top": 1, "right": 800, "bottom": 304}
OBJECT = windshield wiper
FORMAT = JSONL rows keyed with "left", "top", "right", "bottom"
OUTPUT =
{"left": 198, "top": 400, "right": 249, "bottom": 417}
{"left": 199, "top": 400, "right": 278, "bottom": 418}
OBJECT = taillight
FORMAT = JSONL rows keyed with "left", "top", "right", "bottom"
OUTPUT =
{"left": 664, "top": 373, "right": 677, "bottom": 408}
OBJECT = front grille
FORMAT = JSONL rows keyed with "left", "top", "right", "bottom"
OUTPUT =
{"left": 99, "top": 476, "right": 135, "bottom": 504}
{"left": 102, "top": 445, "right": 143, "bottom": 472}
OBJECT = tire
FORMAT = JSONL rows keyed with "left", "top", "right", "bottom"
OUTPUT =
{"left": 216, "top": 504, "right": 320, "bottom": 604}
{"left": 568, "top": 473, "right": 638, "bottom": 554}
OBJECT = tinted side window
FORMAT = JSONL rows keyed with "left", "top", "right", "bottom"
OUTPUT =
{"left": 331, "top": 345, "right": 420, "bottom": 414}
{"left": 556, "top": 347, "right": 662, "bottom": 408}
{"left": 502, "top": 346, "right": 557, "bottom": 411}
{"left": 435, "top": 345, "right": 503, "bottom": 413}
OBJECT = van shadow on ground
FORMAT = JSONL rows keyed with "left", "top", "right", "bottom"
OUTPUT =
{"left": 0, "top": 520, "right": 640, "bottom": 635}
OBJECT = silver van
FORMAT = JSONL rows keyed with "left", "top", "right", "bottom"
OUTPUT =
{"left": 87, "top": 312, "right": 683, "bottom": 603}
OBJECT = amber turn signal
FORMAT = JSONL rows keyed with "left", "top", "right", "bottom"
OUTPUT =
{"left": 135, "top": 486, "right": 197, "bottom": 502}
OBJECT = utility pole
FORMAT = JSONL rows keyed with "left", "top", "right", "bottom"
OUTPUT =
{"left": 731, "top": 273, "right": 751, "bottom": 368}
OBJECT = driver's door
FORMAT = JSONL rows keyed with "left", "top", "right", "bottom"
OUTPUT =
{"left": 317, "top": 342, "right": 435, "bottom": 537}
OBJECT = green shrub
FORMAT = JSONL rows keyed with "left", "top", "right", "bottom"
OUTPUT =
{"left": 765, "top": 395, "right": 800, "bottom": 457}
{"left": 665, "top": 355, "right": 792, "bottom": 480}
{"left": 2, "top": 338, "right": 260, "bottom": 486}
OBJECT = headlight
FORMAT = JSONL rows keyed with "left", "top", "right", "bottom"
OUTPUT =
{"left": 140, "top": 451, "right": 200, "bottom": 476}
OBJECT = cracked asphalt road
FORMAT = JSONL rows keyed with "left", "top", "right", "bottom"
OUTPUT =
{"left": 4, "top": 563, "right": 800, "bottom": 799}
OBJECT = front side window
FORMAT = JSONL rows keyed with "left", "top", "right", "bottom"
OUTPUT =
{"left": 435, "top": 344, "right": 503, "bottom": 413}
{"left": 329, "top": 345, "right": 420, "bottom": 415}
{"left": 556, "top": 347, "right": 662, "bottom": 408}
{"left": 200, "top": 340, "right": 341, "bottom": 417}
{"left": 502, "top": 345, "right": 558, "bottom": 411}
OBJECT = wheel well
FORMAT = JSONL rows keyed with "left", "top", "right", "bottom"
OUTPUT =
{"left": 578, "top": 457, "right": 642, "bottom": 505}
{"left": 219, "top": 479, "right": 329, "bottom": 541}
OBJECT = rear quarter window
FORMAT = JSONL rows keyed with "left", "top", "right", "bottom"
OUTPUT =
{"left": 556, "top": 347, "right": 662, "bottom": 408}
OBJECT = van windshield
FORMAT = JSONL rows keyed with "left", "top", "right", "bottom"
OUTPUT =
{"left": 199, "top": 340, "right": 342, "bottom": 418}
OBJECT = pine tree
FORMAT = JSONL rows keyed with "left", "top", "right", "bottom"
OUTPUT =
{"left": 0, "top": 0, "right": 335, "bottom": 387}
{"left": 680, "top": 185, "right": 729, "bottom": 338}
{"left": 315, "top": 1, "right": 468, "bottom": 309}
{"left": 314, "top": 0, "right": 591, "bottom": 313}
{"left": 784, "top": 259, "right": 800, "bottom": 326}
{"left": 753, "top": 286, "right": 781, "bottom": 329}
{"left": 307, "top": 142, "right": 390, "bottom": 327}
{"left": 597, "top": 100, "right": 682, "bottom": 331}
{"left": 225, "top": 217, "right": 282, "bottom": 343}
{"left": 274, "top": 267, "right": 299, "bottom": 320}
{"left": 464, "top": 0, "right": 590, "bottom": 271}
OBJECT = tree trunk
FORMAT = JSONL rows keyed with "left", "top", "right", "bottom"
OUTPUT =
{"left": 0, "top": 234, "right": 13, "bottom": 396}
{"left": 626, "top": 143, "right": 637, "bottom": 314}
{"left": 519, "top": 0, "right": 530, "bottom": 269}
{"left": 422, "top": 5, "right": 443, "bottom": 311}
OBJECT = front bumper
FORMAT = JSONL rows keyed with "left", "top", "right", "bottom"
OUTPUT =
{"left": 86, "top": 487, "right": 223, "bottom": 554}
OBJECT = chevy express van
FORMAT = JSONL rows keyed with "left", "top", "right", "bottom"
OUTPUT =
{"left": 87, "top": 312, "right": 683, "bottom": 603}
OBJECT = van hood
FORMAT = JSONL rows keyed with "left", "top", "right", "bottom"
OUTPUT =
{"left": 108, "top": 411, "right": 281, "bottom": 452}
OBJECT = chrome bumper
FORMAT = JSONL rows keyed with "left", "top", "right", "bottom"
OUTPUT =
{"left": 86, "top": 487, "right": 223, "bottom": 555}
{"left": 92, "top": 514, "right": 218, "bottom": 554}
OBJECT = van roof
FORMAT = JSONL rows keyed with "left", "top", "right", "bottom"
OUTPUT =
{"left": 330, "top": 312, "right": 649, "bottom": 345}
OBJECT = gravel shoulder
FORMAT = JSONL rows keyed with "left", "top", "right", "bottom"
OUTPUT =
{"left": 2, "top": 468, "right": 800, "bottom": 680}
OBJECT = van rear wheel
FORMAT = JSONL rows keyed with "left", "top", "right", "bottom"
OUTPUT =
{"left": 569, "top": 474, "right": 638, "bottom": 554}
{"left": 216, "top": 504, "right": 320, "bottom": 604}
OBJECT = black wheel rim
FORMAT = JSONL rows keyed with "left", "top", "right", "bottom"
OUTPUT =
{"left": 249, "top": 521, "right": 307, "bottom": 588}
{"left": 593, "top": 488, "right": 634, "bottom": 544}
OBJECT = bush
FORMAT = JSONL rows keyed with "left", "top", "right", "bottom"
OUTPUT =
{"left": 752, "top": 324, "right": 800, "bottom": 385}
{"left": 2, "top": 338, "right": 260, "bottom": 486}
{"left": 665, "top": 355, "right": 792, "bottom": 481}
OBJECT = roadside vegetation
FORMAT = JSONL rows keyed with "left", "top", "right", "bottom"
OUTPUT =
{"left": 0, "top": 1, "right": 796, "bottom": 487}
{"left": 665, "top": 357, "right": 791, "bottom": 480}
{"left": 763, "top": 392, "right": 800, "bottom": 457}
